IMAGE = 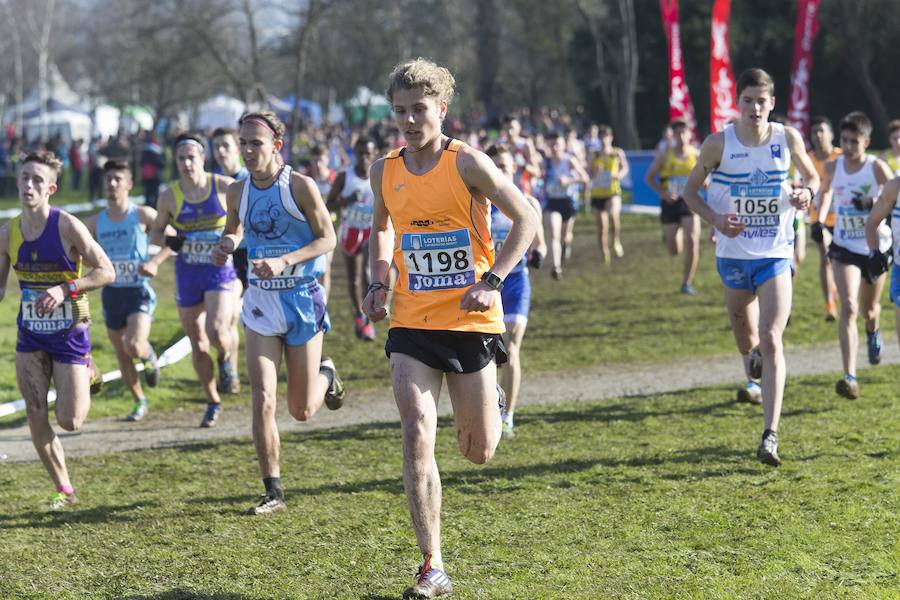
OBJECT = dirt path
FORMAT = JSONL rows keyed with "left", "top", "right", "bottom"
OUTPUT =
{"left": 2, "top": 341, "right": 896, "bottom": 463}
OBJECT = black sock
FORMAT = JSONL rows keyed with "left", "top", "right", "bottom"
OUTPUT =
{"left": 263, "top": 477, "right": 284, "bottom": 501}
{"left": 763, "top": 429, "right": 777, "bottom": 439}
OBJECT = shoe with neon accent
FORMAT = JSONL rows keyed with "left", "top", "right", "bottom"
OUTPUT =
{"left": 403, "top": 556, "right": 452, "bottom": 599}
{"left": 48, "top": 491, "right": 78, "bottom": 510}
{"left": 88, "top": 358, "right": 103, "bottom": 395}
{"left": 143, "top": 348, "right": 160, "bottom": 388}
{"left": 613, "top": 240, "right": 624, "bottom": 258}
{"left": 125, "top": 399, "right": 148, "bottom": 422}
{"left": 355, "top": 313, "right": 376, "bottom": 341}
{"left": 867, "top": 329, "right": 882, "bottom": 365}
{"left": 756, "top": 429, "right": 781, "bottom": 467}
{"left": 736, "top": 381, "right": 762, "bottom": 405}
{"left": 501, "top": 419, "right": 515, "bottom": 440}
{"left": 320, "top": 358, "right": 345, "bottom": 410}
{"left": 836, "top": 375, "right": 859, "bottom": 400}
{"left": 200, "top": 402, "right": 222, "bottom": 428}
{"left": 244, "top": 494, "right": 287, "bottom": 516}
{"left": 748, "top": 346, "right": 763, "bottom": 380}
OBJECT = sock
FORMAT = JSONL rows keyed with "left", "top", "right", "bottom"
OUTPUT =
{"left": 137, "top": 397, "right": 148, "bottom": 405}
{"left": 144, "top": 347, "right": 157, "bottom": 362}
{"left": 428, "top": 551, "right": 444, "bottom": 572}
{"left": 502, "top": 412, "right": 514, "bottom": 426}
{"left": 56, "top": 484, "right": 74, "bottom": 495}
{"left": 263, "top": 477, "right": 284, "bottom": 501}
{"left": 762, "top": 429, "right": 777, "bottom": 439}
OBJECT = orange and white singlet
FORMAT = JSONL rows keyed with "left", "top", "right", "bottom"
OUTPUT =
{"left": 382, "top": 138, "right": 503, "bottom": 333}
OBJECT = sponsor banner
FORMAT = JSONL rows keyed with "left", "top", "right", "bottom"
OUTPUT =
{"left": 660, "top": 0, "right": 697, "bottom": 133}
{"left": 710, "top": 0, "right": 739, "bottom": 133}
{"left": 787, "top": 0, "right": 821, "bottom": 136}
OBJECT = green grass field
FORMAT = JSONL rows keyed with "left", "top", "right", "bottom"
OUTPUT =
{"left": 2, "top": 209, "right": 895, "bottom": 424}
{"left": 1, "top": 367, "right": 897, "bottom": 598}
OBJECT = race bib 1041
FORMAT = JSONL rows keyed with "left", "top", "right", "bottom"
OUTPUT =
{"left": 402, "top": 229, "right": 476, "bottom": 292}
{"left": 20, "top": 288, "right": 74, "bottom": 333}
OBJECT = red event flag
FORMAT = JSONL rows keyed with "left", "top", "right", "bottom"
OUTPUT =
{"left": 659, "top": 0, "right": 697, "bottom": 133}
{"left": 710, "top": 0, "right": 739, "bottom": 133}
{"left": 787, "top": 0, "right": 821, "bottom": 136}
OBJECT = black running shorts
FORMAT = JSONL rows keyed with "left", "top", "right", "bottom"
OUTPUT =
{"left": 385, "top": 327, "right": 508, "bottom": 373}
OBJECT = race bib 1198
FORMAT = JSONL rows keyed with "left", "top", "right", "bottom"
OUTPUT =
{"left": 402, "top": 229, "right": 476, "bottom": 292}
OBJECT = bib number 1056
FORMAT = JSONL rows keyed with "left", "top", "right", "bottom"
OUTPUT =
{"left": 732, "top": 197, "right": 779, "bottom": 215}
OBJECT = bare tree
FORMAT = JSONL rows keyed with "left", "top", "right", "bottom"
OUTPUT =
{"left": 476, "top": 0, "right": 500, "bottom": 123}
{"left": 576, "top": 0, "right": 640, "bottom": 148}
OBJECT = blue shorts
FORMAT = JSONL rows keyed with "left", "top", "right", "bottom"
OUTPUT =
{"left": 102, "top": 285, "right": 156, "bottom": 330}
{"left": 890, "top": 264, "right": 900, "bottom": 307}
{"left": 501, "top": 270, "right": 531, "bottom": 325}
{"left": 716, "top": 257, "right": 792, "bottom": 293}
{"left": 175, "top": 261, "right": 237, "bottom": 308}
{"left": 241, "top": 279, "right": 330, "bottom": 346}
{"left": 17, "top": 323, "right": 92, "bottom": 365}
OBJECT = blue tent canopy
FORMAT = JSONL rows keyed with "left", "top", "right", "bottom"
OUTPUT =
{"left": 277, "top": 96, "right": 323, "bottom": 127}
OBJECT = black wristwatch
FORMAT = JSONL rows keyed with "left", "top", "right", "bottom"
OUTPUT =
{"left": 481, "top": 271, "right": 504, "bottom": 291}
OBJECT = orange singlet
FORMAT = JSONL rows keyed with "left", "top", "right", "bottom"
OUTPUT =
{"left": 808, "top": 147, "right": 841, "bottom": 227}
{"left": 382, "top": 138, "right": 503, "bottom": 333}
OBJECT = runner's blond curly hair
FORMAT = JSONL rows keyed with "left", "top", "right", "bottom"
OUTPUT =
{"left": 386, "top": 58, "right": 456, "bottom": 106}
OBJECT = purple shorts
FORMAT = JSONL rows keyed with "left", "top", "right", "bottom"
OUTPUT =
{"left": 17, "top": 323, "right": 92, "bottom": 364}
{"left": 175, "top": 261, "right": 237, "bottom": 308}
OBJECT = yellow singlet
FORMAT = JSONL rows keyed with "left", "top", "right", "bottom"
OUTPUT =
{"left": 659, "top": 146, "right": 697, "bottom": 197}
{"left": 382, "top": 138, "right": 503, "bottom": 333}
{"left": 590, "top": 151, "right": 621, "bottom": 198}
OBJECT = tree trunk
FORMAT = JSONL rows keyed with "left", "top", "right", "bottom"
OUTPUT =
{"left": 476, "top": 0, "right": 500, "bottom": 123}
{"left": 577, "top": 0, "right": 640, "bottom": 148}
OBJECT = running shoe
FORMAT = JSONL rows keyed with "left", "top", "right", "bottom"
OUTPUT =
{"left": 143, "top": 348, "right": 160, "bottom": 388}
{"left": 354, "top": 313, "right": 368, "bottom": 340}
{"left": 736, "top": 381, "right": 762, "bottom": 405}
{"left": 613, "top": 240, "right": 624, "bottom": 258}
{"left": 403, "top": 556, "right": 452, "bottom": 599}
{"left": 88, "top": 358, "right": 103, "bottom": 395}
{"left": 125, "top": 399, "right": 148, "bottom": 422}
{"left": 825, "top": 301, "right": 837, "bottom": 322}
{"left": 603, "top": 253, "right": 611, "bottom": 267}
{"left": 756, "top": 430, "right": 781, "bottom": 467}
{"left": 362, "top": 321, "right": 376, "bottom": 341}
{"left": 501, "top": 418, "right": 515, "bottom": 440}
{"left": 551, "top": 267, "right": 562, "bottom": 281}
{"left": 561, "top": 242, "right": 571, "bottom": 265}
{"left": 836, "top": 375, "right": 859, "bottom": 400}
{"left": 48, "top": 491, "right": 78, "bottom": 510}
{"left": 244, "top": 494, "right": 287, "bottom": 516}
{"left": 320, "top": 358, "right": 345, "bottom": 410}
{"left": 748, "top": 346, "right": 763, "bottom": 380}
{"left": 217, "top": 358, "right": 240, "bottom": 394}
{"left": 680, "top": 282, "right": 696, "bottom": 296}
{"left": 200, "top": 402, "right": 222, "bottom": 428}
{"left": 866, "top": 329, "right": 883, "bottom": 365}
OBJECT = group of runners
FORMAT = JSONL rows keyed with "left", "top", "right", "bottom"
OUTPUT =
{"left": 3, "top": 58, "right": 900, "bottom": 599}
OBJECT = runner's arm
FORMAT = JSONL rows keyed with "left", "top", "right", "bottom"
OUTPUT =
{"left": 363, "top": 158, "right": 392, "bottom": 322}
{"left": 83, "top": 214, "right": 97, "bottom": 239}
{"left": 569, "top": 156, "right": 590, "bottom": 185}
{"left": 866, "top": 178, "right": 899, "bottom": 252}
{"left": 786, "top": 126, "right": 819, "bottom": 210}
{"left": 211, "top": 180, "right": 244, "bottom": 267}
{"left": 459, "top": 147, "right": 538, "bottom": 280}
{"left": 682, "top": 133, "right": 743, "bottom": 237}
{"left": 62, "top": 213, "right": 115, "bottom": 292}
{"left": 149, "top": 188, "right": 175, "bottom": 247}
{"left": 325, "top": 171, "right": 345, "bottom": 212}
{"left": 0, "top": 224, "right": 9, "bottom": 302}
{"left": 525, "top": 193, "right": 547, "bottom": 254}
{"left": 873, "top": 157, "right": 894, "bottom": 186}
{"left": 617, "top": 148, "right": 630, "bottom": 182}
{"left": 815, "top": 161, "right": 836, "bottom": 224}
{"left": 644, "top": 152, "right": 666, "bottom": 197}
